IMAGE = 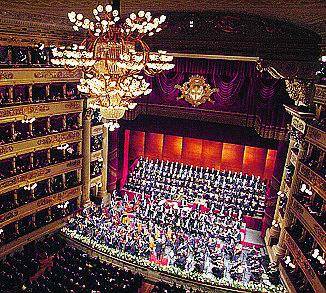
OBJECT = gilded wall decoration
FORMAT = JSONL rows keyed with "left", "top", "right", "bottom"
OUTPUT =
{"left": 285, "top": 79, "right": 315, "bottom": 106}
{"left": 0, "top": 71, "right": 14, "bottom": 80}
{"left": 175, "top": 75, "right": 218, "bottom": 107}
{"left": 314, "top": 84, "right": 326, "bottom": 105}
{"left": 305, "top": 125, "right": 326, "bottom": 151}
{"left": 34, "top": 70, "right": 82, "bottom": 79}
{"left": 291, "top": 117, "right": 306, "bottom": 134}
{"left": 299, "top": 162, "right": 326, "bottom": 199}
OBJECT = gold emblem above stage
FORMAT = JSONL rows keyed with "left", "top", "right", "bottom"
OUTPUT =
{"left": 175, "top": 75, "right": 218, "bottom": 107}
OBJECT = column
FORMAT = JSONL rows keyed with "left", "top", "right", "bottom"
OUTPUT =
{"left": 81, "top": 108, "right": 92, "bottom": 204}
{"left": 28, "top": 85, "right": 33, "bottom": 103}
{"left": 45, "top": 84, "right": 50, "bottom": 98}
{"left": 30, "top": 153, "right": 34, "bottom": 170}
{"left": 62, "top": 84, "right": 67, "bottom": 99}
{"left": 274, "top": 141, "right": 306, "bottom": 260}
{"left": 108, "top": 130, "right": 118, "bottom": 194}
{"left": 8, "top": 86, "right": 14, "bottom": 104}
{"left": 46, "top": 117, "right": 51, "bottom": 133}
{"left": 62, "top": 114, "right": 67, "bottom": 130}
{"left": 100, "top": 121, "right": 109, "bottom": 205}
{"left": 7, "top": 46, "right": 12, "bottom": 66}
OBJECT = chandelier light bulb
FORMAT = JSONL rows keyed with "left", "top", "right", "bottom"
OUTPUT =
{"left": 52, "top": 4, "right": 174, "bottom": 125}
{"left": 105, "top": 4, "right": 112, "bottom": 12}
{"left": 130, "top": 13, "right": 136, "bottom": 20}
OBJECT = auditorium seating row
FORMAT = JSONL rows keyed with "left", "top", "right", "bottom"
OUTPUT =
{"left": 0, "top": 232, "right": 190, "bottom": 293}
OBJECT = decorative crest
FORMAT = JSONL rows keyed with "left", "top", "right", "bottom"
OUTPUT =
{"left": 175, "top": 75, "right": 218, "bottom": 107}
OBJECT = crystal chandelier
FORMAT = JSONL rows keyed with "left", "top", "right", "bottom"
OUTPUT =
{"left": 51, "top": 4, "right": 175, "bottom": 131}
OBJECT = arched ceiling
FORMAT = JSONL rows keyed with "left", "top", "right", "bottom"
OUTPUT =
{"left": 0, "top": 0, "right": 325, "bottom": 59}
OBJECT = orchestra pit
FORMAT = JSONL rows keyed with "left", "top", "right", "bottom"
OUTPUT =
{"left": 0, "top": 1, "right": 325, "bottom": 292}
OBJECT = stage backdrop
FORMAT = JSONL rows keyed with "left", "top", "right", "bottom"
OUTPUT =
{"left": 126, "top": 130, "right": 277, "bottom": 180}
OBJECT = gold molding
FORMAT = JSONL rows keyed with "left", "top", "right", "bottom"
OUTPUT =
{"left": 91, "top": 124, "right": 103, "bottom": 136}
{"left": 0, "top": 129, "right": 82, "bottom": 160}
{"left": 91, "top": 150, "right": 102, "bottom": 162}
{"left": 291, "top": 198, "right": 326, "bottom": 252}
{"left": 0, "top": 68, "right": 82, "bottom": 86}
{"left": 298, "top": 161, "right": 326, "bottom": 201}
{"left": 170, "top": 52, "right": 259, "bottom": 62}
{"left": 305, "top": 125, "right": 326, "bottom": 152}
{"left": 278, "top": 263, "right": 297, "bottom": 293}
{"left": 0, "top": 186, "right": 81, "bottom": 228}
{"left": 291, "top": 116, "right": 306, "bottom": 134}
{"left": 90, "top": 175, "right": 102, "bottom": 187}
{"left": 285, "top": 230, "right": 325, "bottom": 293}
{"left": 0, "top": 100, "right": 83, "bottom": 123}
{"left": 313, "top": 84, "right": 326, "bottom": 106}
{"left": 0, "top": 158, "right": 82, "bottom": 195}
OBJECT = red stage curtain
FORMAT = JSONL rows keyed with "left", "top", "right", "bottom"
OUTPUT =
{"left": 220, "top": 143, "right": 244, "bottom": 172}
{"left": 263, "top": 149, "right": 277, "bottom": 179}
{"left": 201, "top": 140, "right": 223, "bottom": 169}
{"left": 181, "top": 137, "right": 203, "bottom": 165}
{"left": 129, "top": 131, "right": 145, "bottom": 160}
{"left": 242, "top": 146, "right": 267, "bottom": 177}
{"left": 162, "top": 135, "right": 183, "bottom": 161}
{"left": 144, "top": 132, "right": 164, "bottom": 160}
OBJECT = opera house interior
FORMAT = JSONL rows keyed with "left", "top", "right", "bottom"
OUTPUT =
{"left": 0, "top": 1, "right": 325, "bottom": 292}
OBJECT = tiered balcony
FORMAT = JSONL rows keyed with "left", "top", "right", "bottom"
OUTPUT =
{"left": 0, "top": 185, "right": 81, "bottom": 228}
{"left": 284, "top": 229, "right": 325, "bottom": 293}
{"left": 291, "top": 197, "right": 326, "bottom": 252}
{"left": 305, "top": 123, "right": 326, "bottom": 152}
{"left": 298, "top": 160, "right": 326, "bottom": 201}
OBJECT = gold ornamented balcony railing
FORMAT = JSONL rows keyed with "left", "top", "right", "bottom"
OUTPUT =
{"left": 0, "top": 68, "right": 82, "bottom": 86}
{"left": 0, "top": 129, "right": 82, "bottom": 160}
{"left": 305, "top": 124, "right": 326, "bottom": 152}
{"left": 290, "top": 148, "right": 298, "bottom": 166}
{"left": 0, "top": 158, "right": 82, "bottom": 195}
{"left": 0, "top": 185, "right": 81, "bottom": 228}
{"left": 90, "top": 175, "right": 102, "bottom": 187}
{"left": 278, "top": 262, "right": 297, "bottom": 293}
{"left": 91, "top": 150, "right": 102, "bottom": 162}
{"left": 284, "top": 230, "right": 325, "bottom": 293}
{"left": 0, "top": 215, "right": 71, "bottom": 259}
{"left": 298, "top": 161, "right": 326, "bottom": 201}
{"left": 291, "top": 197, "right": 326, "bottom": 252}
{"left": 291, "top": 116, "right": 307, "bottom": 134}
{"left": 91, "top": 124, "right": 103, "bottom": 136}
{"left": 314, "top": 84, "right": 326, "bottom": 106}
{"left": 0, "top": 100, "right": 83, "bottom": 124}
